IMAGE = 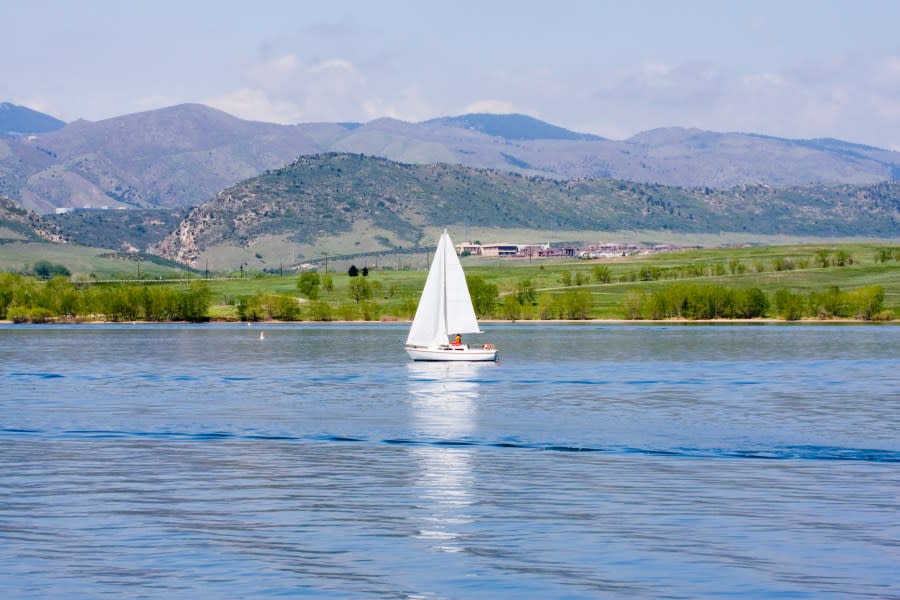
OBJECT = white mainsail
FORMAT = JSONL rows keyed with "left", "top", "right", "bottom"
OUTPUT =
{"left": 406, "top": 230, "right": 481, "bottom": 348}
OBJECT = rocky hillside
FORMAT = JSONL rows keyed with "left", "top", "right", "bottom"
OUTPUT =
{"left": 47, "top": 207, "right": 189, "bottom": 252}
{"left": 2, "top": 105, "right": 899, "bottom": 213}
{"left": 152, "top": 153, "right": 900, "bottom": 267}
{"left": 0, "top": 195, "right": 67, "bottom": 243}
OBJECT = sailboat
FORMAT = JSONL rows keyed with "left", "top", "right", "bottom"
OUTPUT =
{"left": 405, "top": 229, "right": 498, "bottom": 362}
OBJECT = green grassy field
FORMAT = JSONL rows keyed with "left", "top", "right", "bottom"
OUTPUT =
{"left": 199, "top": 243, "right": 900, "bottom": 320}
{"left": 2, "top": 241, "right": 898, "bottom": 321}
{"left": 0, "top": 242, "right": 190, "bottom": 280}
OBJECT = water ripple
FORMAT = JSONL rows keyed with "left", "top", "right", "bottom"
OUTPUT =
{"left": 2, "top": 427, "right": 895, "bottom": 462}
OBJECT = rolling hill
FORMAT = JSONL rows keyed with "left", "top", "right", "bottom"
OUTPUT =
{"left": 0, "top": 102, "right": 65, "bottom": 138}
{"left": 151, "top": 153, "right": 900, "bottom": 268}
{"left": 2, "top": 103, "right": 899, "bottom": 214}
{"left": 0, "top": 195, "right": 67, "bottom": 243}
{"left": 47, "top": 207, "right": 189, "bottom": 252}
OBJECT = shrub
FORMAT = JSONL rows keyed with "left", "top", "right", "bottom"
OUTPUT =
{"left": 500, "top": 295, "right": 522, "bottom": 320}
{"left": 6, "top": 304, "right": 30, "bottom": 323}
{"left": 308, "top": 300, "right": 333, "bottom": 321}
{"left": 27, "top": 307, "right": 54, "bottom": 323}
{"left": 592, "top": 265, "right": 612, "bottom": 283}
{"left": 466, "top": 275, "right": 498, "bottom": 316}
{"left": 774, "top": 289, "right": 807, "bottom": 320}
{"left": 297, "top": 271, "right": 321, "bottom": 299}
{"left": 623, "top": 290, "right": 645, "bottom": 319}
{"left": 516, "top": 279, "right": 537, "bottom": 306}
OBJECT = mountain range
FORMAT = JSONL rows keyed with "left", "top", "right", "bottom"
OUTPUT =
{"left": 0, "top": 102, "right": 66, "bottom": 139}
{"left": 2, "top": 102, "right": 899, "bottom": 214}
{"left": 151, "top": 153, "right": 900, "bottom": 269}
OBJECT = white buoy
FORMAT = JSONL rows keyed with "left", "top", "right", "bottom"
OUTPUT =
{"left": 259, "top": 331, "right": 265, "bottom": 341}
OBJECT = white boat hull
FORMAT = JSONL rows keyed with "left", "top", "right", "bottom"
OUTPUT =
{"left": 405, "top": 344, "right": 498, "bottom": 362}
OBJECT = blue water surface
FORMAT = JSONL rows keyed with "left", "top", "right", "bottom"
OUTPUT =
{"left": 1, "top": 323, "right": 898, "bottom": 598}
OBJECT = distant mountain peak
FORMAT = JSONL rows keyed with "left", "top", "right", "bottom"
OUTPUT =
{"left": 425, "top": 113, "right": 605, "bottom": 141}
{"left": 0, "top": 102, "right": 66, "bottom": 137}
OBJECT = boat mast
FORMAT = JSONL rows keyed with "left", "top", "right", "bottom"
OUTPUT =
{"left": 441, "top": 229, "right": 449, "bottom": 340}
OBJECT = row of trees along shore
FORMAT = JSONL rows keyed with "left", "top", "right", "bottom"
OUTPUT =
{"left": 0, "top": 269, "right": 893, "bottom": 323}
{"left": 1, "top": 274, "right": 211, "bottom": 323}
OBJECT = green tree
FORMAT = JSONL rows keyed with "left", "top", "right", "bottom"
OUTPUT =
{"left": 359, "top": 299, "right": 379, "bottom": 320}
{"left": 814, "top": 249, "right": 831, "bottom": 268}
{"left": 297, "top": 271, "right": 321, "bottom": 299}
{"left": 833, "top": 250, "right": 853, "bottom": 266}
{"left": 348, "top": 276, "right": 372, "bottom": 303}
{"left": 875, "top": 248, "right": 894, "bottom": 263}
{"left": 308, "top": 300, "right": 333, "bottom": 321}
{"left": 6, "top": 304, "right": 30, "bottom": 323}
{"left": 639, "top": 265, "right": 662, "bottom": 281}
{"left": 177, "top": 281, "right": 211, "bottom": 322}
{"left": 466, "top": 275, "right": 498, "bottom": 316}
{"left": 736, "top": 288, "right": 769, "bottom": 318}
{"left": 623, "top": 289, "right": 645, "bottom": 319}
{"left": 560, "top": 289, "right": 593, "bottom": 319}
{"left": 845, "top": 286, "right": 884, "bottom": 320}
{"left": 592, "top": 265, "right": 612, "bottom": 283}
{"left": 31, "top": 260, "right": 70, "bottom": 280}
{"left": 773, "top": 257, "right": 795, "bottom": 272}
{"left": 809, "top": 286, "right": 846, "bottom": 318}
{"left": 516, "top": 279, "right": 537, "bottom": 306}
{"left": 728, "top": 258, "right": 746, "bottom": 275}
{"left": 500, "top": 295, "right": 522, "bottom": 320}
{"left": 774, "top": 289, "right": 806, "bottom": 321}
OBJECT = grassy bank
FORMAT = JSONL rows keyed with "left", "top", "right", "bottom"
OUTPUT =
{"left": 3, "top": 243, "right": 898, "bottom": 323}
{"left": 202, "top": 243, "right": 900, "bottom": 321}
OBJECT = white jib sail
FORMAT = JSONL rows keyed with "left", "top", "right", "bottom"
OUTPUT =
{"left": 406, "top": 230, "right": 481, "bottom": 347}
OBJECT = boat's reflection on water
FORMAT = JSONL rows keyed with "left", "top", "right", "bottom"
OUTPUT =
{"left": 406, "top": 362, "right": 490, "bottom": 553}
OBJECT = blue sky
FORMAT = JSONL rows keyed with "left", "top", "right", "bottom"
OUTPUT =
{"left": 3, "top": 0, "right": 900, "bottom": 149}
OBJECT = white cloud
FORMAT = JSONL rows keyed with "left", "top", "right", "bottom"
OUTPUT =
{"left": 135, "top": 95, "right": 177, "bottom": 113}
{"left": 464, "top": 99, "right": 519, "bottom": 115}
{"left": 740, "top": 72, "right": 787, "bottom": 90}
{"left": 205, "top": 53, "right": 442, "bottom": 125}
{"left": 9, "top": 96, "right": 68, "bottom": 120}
{"left": 204, "top": 88, "right": 302, "bottom": 123}
{"left": 875, "top": 56, "right": 900, "bottom": 88}
{"left": 309, "top": 58, "right": 355, "bottom": 74}
{"left": 584, "top": 54, "right": 900, "bottom": 147}
{"left": 361, "top": 85, "right": 433, "bottom": 122}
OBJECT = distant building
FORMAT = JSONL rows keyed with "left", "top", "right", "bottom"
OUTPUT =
{"left": 480, "top": 243, "right": 519, "bottom": 257}
{"left": 456, "top": 241, "right": 577, "bottom": 258}
{"left": 456, "top": 242, "right": 483, "bottom": 256}
{"left": 538, "top": 246, "right": 576, "bottom": 257}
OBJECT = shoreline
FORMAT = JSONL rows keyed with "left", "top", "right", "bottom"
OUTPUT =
{"left": 2, "top": 317, "right": 897, "bottom": 326}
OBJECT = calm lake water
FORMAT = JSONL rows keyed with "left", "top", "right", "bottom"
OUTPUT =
{"left": 1, "top": 323, "right": 898, "bottom": 599}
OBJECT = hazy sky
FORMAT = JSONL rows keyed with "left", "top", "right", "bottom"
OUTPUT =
{"left": 3, "top": 0, "right": 900, "bottom": 149}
